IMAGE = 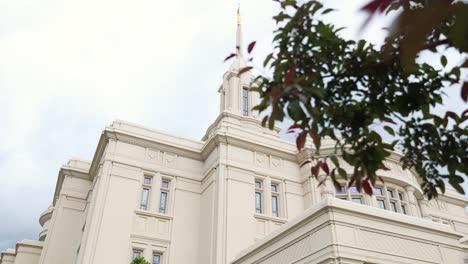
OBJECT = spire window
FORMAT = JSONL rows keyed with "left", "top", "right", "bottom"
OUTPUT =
{"left": 242, "top": 87, "right": 249, "bottom": 116}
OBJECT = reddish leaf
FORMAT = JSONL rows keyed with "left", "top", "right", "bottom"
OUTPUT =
{"left": 309, "top": 130, "right": 319, "bottom": 146}
{"left": 247, "top": 41, "right": 256, "bottom": 54}
{"left": 445, "top": 111, "right": 458, "bottom": 122}
{"left": 288, "top": 123, "right": 301, "bottom": 131}
{"left": 224, "top": 53, "right": 236, "bottom": 62}
{"left": 300, "top": 159, "right": 312, "bottom": 168}
{"left": 462, "top": 82, "right": 468, "bottom": 102}
{"left": 362, "top": 179, "right": 373, "bottom": 195}
{"left": 361, "top": 0, "right": 397, "bottom": 14}
{"left": 320, "top": 162, "right": 330, "bottom": 175}
{"left": 261, "top": 116, "right": 268, "bottom": 127}
{"left": 378, "top": 176, "right": 385, "bottom": 184}
{"left": 347, "top": 176, "right": 356, "bottom": 188}
{"left": 296, "top": 131, "right": 307, "bottom": 151}
{"left": 285, "top": 66, "right": 296, "bottom": 85}
{"left": 462, "top": 109, "right": 468, "bottom": 117}
{"left": 360, "top": 0, "right": 397, "bottom": 31}
{"left": 311, "top": 165, "right": 319, "bottom": 178}
{"left": 272, "top": 85, "right": 281, "bottom": 99}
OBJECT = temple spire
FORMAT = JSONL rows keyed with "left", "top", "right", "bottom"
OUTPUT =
{"left": 236, "top": 5, "right": 243, "bottom": 57}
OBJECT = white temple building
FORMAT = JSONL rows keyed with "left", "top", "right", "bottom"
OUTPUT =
{"left": 2, "top": 11, "right": 468, "bottom": 264}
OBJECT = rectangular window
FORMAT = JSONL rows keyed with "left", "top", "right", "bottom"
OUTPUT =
{"left": 242, "top": 88, "right": 249, "bottom": 116}
{"left": 132, "top": 250, "right": 142, "bottom": 259}
{"left": 144, "top": 176, "right": 152, "bottom": 185}
{"left": 272, "top": 196, "right": 279, "bottom": 217}
{"left": 255, "top": 180, "right": 262, "bottom": 189}
{"left": 161, "top": 180, "right": 169, "bottom": 189}
{"left": 401, "top": 204, "right": 407, "bottom": 215}
{"left": 352, "top": 198, "right": 362, "bottom": 204}
{"left": 390, "top": 201, "right": 397, "bottom": 212}
{"left": 159, "top": 192, "right": 168, "bottom": 214}
{"left": 140, "top": 188, "right": 150, "bottom": 210}
{"left": 255, "top": 192, "right": 262, "bottom": 213}
{"left": 374, "top": 187, "right": 383, "bottom": 196}
{"left": 152, "top": 254, "right": 161, "bottom": 264}
{"left": 377, "top": 199, "right": 386, "bottom": 209}
{"left": 387, "top": 189, "right": 394, "bottom": 198}
{"left": 159, "top": 179, "right": 170, "bottom": 214}
{"left": 271, "top": 184, "right": 278, "bottom": 192}
{"left": 398, "top": 192, "right": 404, "bottom": 201}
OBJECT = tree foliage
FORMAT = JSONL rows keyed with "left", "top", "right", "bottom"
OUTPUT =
{"left": 131, "top": 257, "right": 150, "bottom": 264}
{"left": 236, "top": 0, "right": 467, "bottom": 199}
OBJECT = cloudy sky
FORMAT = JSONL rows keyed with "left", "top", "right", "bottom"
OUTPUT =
{"left": 0, "top": 0, "right": 465, "bottom": 251}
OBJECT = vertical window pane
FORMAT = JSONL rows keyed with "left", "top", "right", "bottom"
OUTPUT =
{"left": 374, "top": 187, "right": 383, "bottom": 196}
{"left": 377, "top": 199, "right": 386, "bottom": 209}
{"left": 140, "top": 188, "right": 150, "bottom": 210}
{"left": 159, "top": 192, "right": 168, "bottom": 213}
{"left": 132, "top": 250, "right": 142, "bottom": 259}
{"left": 152, "top": 254, "right": 161, "bottom": 264}
{"left": 272, "top": 196, "right": 278, "bottom": 217}
{"left": 387, "top": 189, "right": 394, "bottom": 198}
{"left": 398, "top": 192, "right": 404, "bottom": 201}
{"left": 390, "top": 201, "right": 397, "bottom": 212}
{"left": 402, "top": 205, "right": 407, "bottom": 215}
{"left": 255, "top": 192, "right": 262, "bottom": 213}
{"left": 242, "top": 88, "right": 249, "bottom": 116}
{"left": 351, "top": 198, "right": 362, "bottom": 204}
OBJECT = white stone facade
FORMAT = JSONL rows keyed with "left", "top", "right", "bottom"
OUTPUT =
{"left": 2, "top": 15, "right": 468, "bottom": 264}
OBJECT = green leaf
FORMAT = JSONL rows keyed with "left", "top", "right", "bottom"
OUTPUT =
{"left": 383, "top": 126, "right": 395, "bottom": 136}
{"left": 441, "top": 55, "right": 447, "bottom": 67}
{"left": 321, "top": 8, "right": 335, "bottom": 15}
{"left": 338, "top": 168, "right": 347, "bottom": 180}
{"left": 330, "top": 155, "right": 339, "bottom": 167}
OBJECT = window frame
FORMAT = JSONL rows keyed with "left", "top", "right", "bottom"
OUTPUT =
{"left": 159, "top": 178, "right": 171, "bottom": 214}
{"left": 242, "top": 87, "right": 249, "bottom": 116}
{"left": 255, "top": 179, "right": 263, "bottom": 214}
{"left": 140, "top": 175, "right": 153, "bottom": 210}
{"left": 271, "top": 182, "right": 280, "bottom": 217}
{"left": 152, "top": 252, "right": 162, "bottom": 264}
{"left": 132, "top": 249, "right": 143, "bottom": 260}
{"left": 373, "top": 184, "right": 408, "bottom": 215}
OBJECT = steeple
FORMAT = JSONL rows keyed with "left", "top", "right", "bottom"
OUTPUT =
{"left": 229, "top": 5, "right": 247, "bottom": 71}
{"left": 218, "top": 6, "right": 257, "bottom": 118}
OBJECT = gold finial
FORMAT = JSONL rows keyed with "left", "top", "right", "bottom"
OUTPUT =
{"left": 237, "top": 4, "right": 241, "bottom": 25}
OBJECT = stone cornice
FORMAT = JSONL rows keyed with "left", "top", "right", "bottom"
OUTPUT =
{"left": 232, "top": 197, "right": 464, "bottom": 263}
{"left": 52, "top": 160, "right": 91, "bottom": 206}
{"left": 202, "top": 111, "right": 281, "bottom": 141}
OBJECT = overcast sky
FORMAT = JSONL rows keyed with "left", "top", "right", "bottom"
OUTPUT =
{"left": 0, "top": 0, "right": 465, "bottom": 251}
